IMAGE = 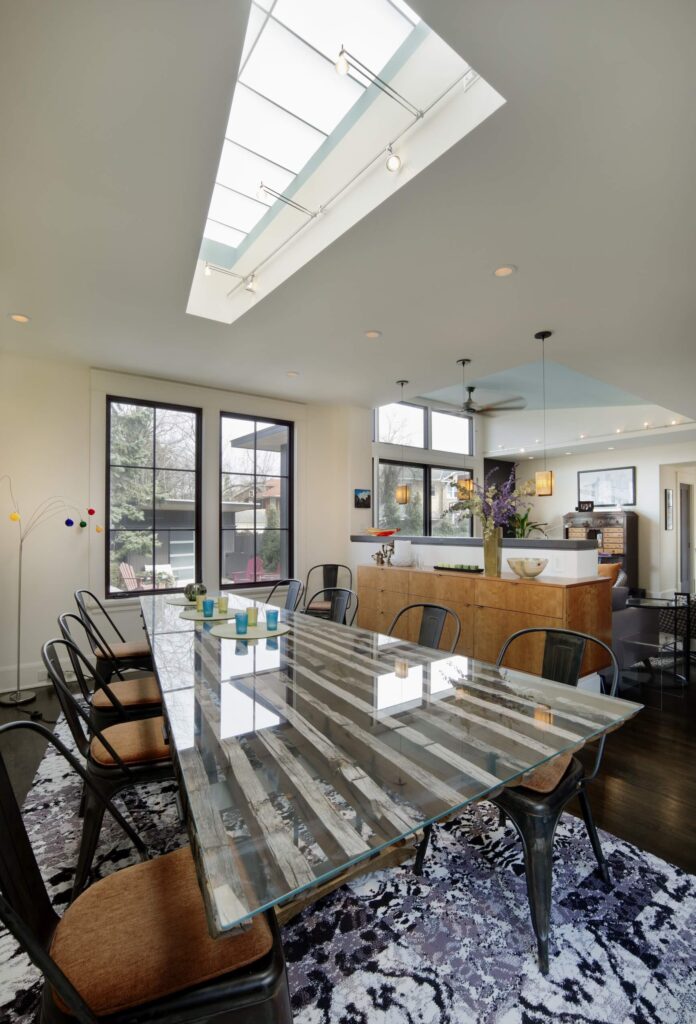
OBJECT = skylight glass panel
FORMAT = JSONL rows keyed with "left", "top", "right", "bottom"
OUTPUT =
{"left": 240, "top": 18, "right": 362, "bottom": 134}
{"left": 217, "top": 141, "right": 293, "bottom": 203}
{"left": 226, "top": 85, "right": 325, "bottom": 173}
{"left": 272, "top": 0, "right": 414, "bottom": 71}
{"left": 208, "top": 184, "right": 268, "bottom": 234}
{"left": 203, "top": 220, "right": 245, "bottom": 248}
{"left": 240, "top": 3, "right": 268, "bottom": 68}
{"left": 389, "top": 0, "right": 420, "bottom": 25}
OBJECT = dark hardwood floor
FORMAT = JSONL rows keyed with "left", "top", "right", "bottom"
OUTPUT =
{"left": 1, "top": 666, "right": 694, "bottom": 875}
{"left": 572, "top": 666, "right": 696, "bottom": 874}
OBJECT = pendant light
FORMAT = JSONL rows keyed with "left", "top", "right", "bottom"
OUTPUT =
{"left": 395, "top": 380, "right": 411, "bottom": 505}
{"left": 534, "top": 330, "right": 553, "bottom": 496}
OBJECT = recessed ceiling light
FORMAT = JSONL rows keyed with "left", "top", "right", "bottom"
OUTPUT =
{"left": 579, "top": 433, "right": 586, "bottom": 439}
{"left": 497, "top": 444, "right": 503, "bottom": 449}
{"left": 616, "top": 428, "right": 622, "bottom": 434}
{"left": 528, "top": 456, "right": 533, "bottom": 460}
{"left": 8, "top": 313, "right": 30, "bottom": 323}
{"left": 519, "top": 448, "right": 525, "bottom": 453}
{"left": 643, "top": 421, "right": 649, "bottom": 428}
{"left": 286, "top": 370, "right": 299, "bottom": 378}
{"left": 608, "top": 446, "right": 615, "bottom": 450}
{"left": 494, "top": 265, "right": 517, "bottom": 278}
{"left": 565, "top": 451, "right": 572, "bottom": 455}
{"left": 534, "top": 438, "right": 540, "bottom": 443}
{"left": 671, "top": 419, "right": 678, "bottom": 425}
{"left": 364, "top": 329, "right": 382, "bottom": 339}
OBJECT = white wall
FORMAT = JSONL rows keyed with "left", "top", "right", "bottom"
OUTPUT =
{"left": 521, "top": 439, "right": 696, "bottom": 595}
{"left": 1, "top": 353, "right": 372, "bottom": 693}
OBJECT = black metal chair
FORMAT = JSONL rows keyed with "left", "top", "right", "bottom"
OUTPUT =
{"left": 0, "top": 720, "right": 292, "bottom": 1024}
{"left": 387, "top": 603, "right": 461, "bottom": 653}
{"left": 265, "top": 578, "right": 304, "bottom": 611}
{"left": 302, "top": 587, "right": 358, "bottom": 627}
{"left": 57, "top": 613, "right": 162, "bottom": 731}
{"left": 414, "top": 627, "right": 619, "bottom": 975}
{"left": 74, "top": 588, "right": 152, "bottom": 683}
{"left": 42, "top": 639, "right": 174, "bottom": 898}
{"left": 304, "top": 564, "right": 353, "bottom": 616}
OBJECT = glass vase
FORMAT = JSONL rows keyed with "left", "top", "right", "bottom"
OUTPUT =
{"left": 483, "top": 527, "right": 503, "bottom": 577}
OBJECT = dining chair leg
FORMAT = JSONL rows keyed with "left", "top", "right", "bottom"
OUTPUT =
{"left": 414, "top": 824, "right": 432, "bottom": 875}
{"left": 494, "top": 799, "right": 563, "bottom": 974}
{"left": 577, "top": 788, "right": 610, "bottom": 885}
{"left": 72, "top": 784, "right": 108, "bottom": 899}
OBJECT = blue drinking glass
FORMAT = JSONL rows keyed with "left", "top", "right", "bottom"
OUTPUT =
{"left": 266, "top": 608, "right": 279, "bottom": 632}
{"left": 235, "top": 610, "right": 248, "bottom": 635}
{"left": 202, "top": 598, "right": 214, "bottom": 618}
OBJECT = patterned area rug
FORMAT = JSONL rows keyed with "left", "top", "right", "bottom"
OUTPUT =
{"left": 1, "top": 721, "right": 694, "bottom": 1024}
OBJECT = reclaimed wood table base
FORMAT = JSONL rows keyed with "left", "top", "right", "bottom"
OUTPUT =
{"left": 141, "top": 594, "right": 641, "bottom": 938}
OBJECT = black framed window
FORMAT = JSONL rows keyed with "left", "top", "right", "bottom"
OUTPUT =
{"left": 377, "top": 402, "right": 426, "bottom": 447}
{"left": 220, "top": 413, "right": 293, "bottom": 588}
{"left": 431, "top": 409, "right": 473, "bottom": 456}
{"left": 106, "top": 397, "right": 201, "bottom": 596}
{"left": 377, "top": 461, "right": 473, "bottom": 537}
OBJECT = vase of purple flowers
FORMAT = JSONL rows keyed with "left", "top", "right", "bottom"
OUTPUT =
{"left": 454, "top": 471, "right": 535, "bottom": 577}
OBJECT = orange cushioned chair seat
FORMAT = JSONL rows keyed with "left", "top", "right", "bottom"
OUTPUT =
{"left": 597, "top": 562, "right": 621, "bottom": 586}
{"left": 90, "top": 716, "right": 170, "bottom": 766}
{"left": 50, "top": 845, "right": 273, "bottom": 1016}
{"left": 307, "top": 600, "right": 332, "bottom": 613}
{"left": 95, "top": 638, "right": 151, "bottom": 660}
{"left": 92, "top": 675, "right": 161, "bottom": 709}
{"left": 510, "top": 751, "right": 573, "bottom": 794}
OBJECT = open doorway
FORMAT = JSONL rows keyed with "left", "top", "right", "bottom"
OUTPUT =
{"left": 679, "top": 482, "right": 693, "bottom": 593}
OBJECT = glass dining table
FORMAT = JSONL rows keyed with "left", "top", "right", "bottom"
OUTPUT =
{"left": 140, "top": 593, "right": 642, "bottom": 937}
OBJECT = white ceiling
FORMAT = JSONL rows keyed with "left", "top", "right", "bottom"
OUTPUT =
{"left": 1, "top": 1, "right": 696, "bottom": 419}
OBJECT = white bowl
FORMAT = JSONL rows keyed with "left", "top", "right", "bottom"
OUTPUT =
{"left": 507, "top": 557, "right": 548, "bottom": 579}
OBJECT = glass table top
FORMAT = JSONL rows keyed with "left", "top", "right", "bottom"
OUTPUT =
{"left": 142, "top": 595, "right": 642, "bottom": 936}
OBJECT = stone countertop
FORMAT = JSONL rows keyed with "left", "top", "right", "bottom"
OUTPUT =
{"left": 350, "top": 535, "right": 598, "bottom": 550}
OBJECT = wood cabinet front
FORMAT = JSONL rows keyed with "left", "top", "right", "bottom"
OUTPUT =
{"left": 357, "top": 565, "right": 611, "bottom": 673}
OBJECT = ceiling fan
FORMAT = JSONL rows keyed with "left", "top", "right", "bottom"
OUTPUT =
{"left": 456, "top": 358, "right": 527, "bottom": 417}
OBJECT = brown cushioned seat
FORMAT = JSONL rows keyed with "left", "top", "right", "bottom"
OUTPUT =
{"left": 510, "top": 751, "right": 573, "bottom": 794}
{"left": 95, "top": 638, "right": 151, "bottom": 660}
{"left": 91, "top": 675, "right": 161, "bottom": 709}
{"left": 50, "top": 845, "right": 273, "bottom": 1016}
{"left": 307, "top": 600, "right": 332, "bottom": 613}
{"left": 90, "top": 716, "right": 170, "bottom": 766}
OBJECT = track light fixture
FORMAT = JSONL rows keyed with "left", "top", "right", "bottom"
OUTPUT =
{"left": 203, "top": 263, "right": 212, "bottom": 277}
{"left": 257, "top": 182, "right": 317, "bottom": 218}
{"left": 385, "top": 146, "right": 402, "bottom": 172}
{"left": 335, "top": 46, "right": 422, "bottom": 119}
{"left": 245, "top": 274, "right": 257, "bottom": 293}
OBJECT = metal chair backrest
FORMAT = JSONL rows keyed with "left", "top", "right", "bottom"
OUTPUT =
{"left": 0, "top": 720, "right": 146, "bottom": 1024}
{"left": 496, "top": 627, "right": 619, "bottom": 780}
{"left": 303, "top": 587, "right": 358, "bottom": 626}
{"left": 305, "top": 564, "right": 353, "bottom": 605}
{"left": 42, "top": 640, "right": 96, "bottom": 759}
{"left": 266, "top": 578, "right": 304, "bottom": 611}
{"left": 74, "top": 588, "right": 124, "bottom": 658}
{"left": 388, "top": 603, "right": 461, "bottom": 653}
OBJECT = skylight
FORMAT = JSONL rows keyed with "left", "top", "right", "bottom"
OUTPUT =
{"left": 204, "top": 0, "right": 418, "bottom": 252}
{"left": 189, "top": 0, "right": 506, "bottom": 324}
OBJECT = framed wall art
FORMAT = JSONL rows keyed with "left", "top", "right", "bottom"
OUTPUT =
{"left": 577, "top": 466, "right": 636, "bottom": 507}
{"left": 354, "top": 488, "right": 371, "bottom": 509}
